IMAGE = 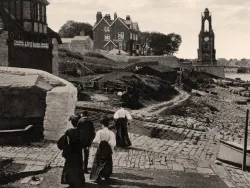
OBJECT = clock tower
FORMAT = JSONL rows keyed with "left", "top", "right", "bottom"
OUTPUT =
{"left": 197, "top": 8, "right": 217, "bottom": 65}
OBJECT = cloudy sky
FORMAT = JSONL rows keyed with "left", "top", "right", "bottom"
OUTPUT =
{"left": 47, "top": 0, "right": 250, "bottom": 59}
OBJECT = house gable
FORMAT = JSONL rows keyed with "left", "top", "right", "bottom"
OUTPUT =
{"left": 104, "top": 40, "right": 117, "bottom": 48}
{"left": 111, "top": 18, "right": 129, "bottom": 30}
{"left": 93, "top": 18, "right": 111, "bottom": 30}
{"left": 93, "top": 18, "right": 112, "bottom": 50}
{"left": 104, "top": 40, "right": 117, "bottom": 51}
{"left": 111, "top": 18, "right": 131, "bottom": 43}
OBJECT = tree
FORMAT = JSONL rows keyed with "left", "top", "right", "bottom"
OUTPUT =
{"left": 139, "top": 31, "right": 182, "bottom": 56}
{"left": 58, "top": 20, "right": 93, "bottom": 39}
{"left": 166, "top": 33, "right": 182, "bottom": 55}
{"left": 148, "top": 32, "right": 182, "bottom": 55}
{"left": 139, "top": 31, "right": 151, "bottom": 55}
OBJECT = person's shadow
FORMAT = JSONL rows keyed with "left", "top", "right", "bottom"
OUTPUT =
{"left": 85, "top": 179, "right": 178, "bottom": 187}
{"left": 83, "top": 173, "right": 178, "bottom": 188}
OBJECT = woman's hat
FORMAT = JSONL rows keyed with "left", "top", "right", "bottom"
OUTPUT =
{"left": 100, "top": 115, "right": 110, "bottom": 125}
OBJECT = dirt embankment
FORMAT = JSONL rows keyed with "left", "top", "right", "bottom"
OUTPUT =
{"left": 63, "top": 71, "right": 179, "bottom": 110}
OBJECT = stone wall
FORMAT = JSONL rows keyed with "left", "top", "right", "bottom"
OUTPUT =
{"left": 193, "top": 65, "right": 225, "bottom": 78}
{"left": 128, "top": 56, "right": 180, "bottom": 68}
{"left": 0, "top": 67, "right": 77, "bottom": 141}
{"left": 0, "top": 30, "right": 9, "bottom": 67}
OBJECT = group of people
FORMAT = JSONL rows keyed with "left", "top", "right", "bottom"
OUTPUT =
{"left": 57, "top": 108, "right": 132, "bottom": 188}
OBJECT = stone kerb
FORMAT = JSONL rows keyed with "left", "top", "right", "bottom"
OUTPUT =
{"left": 0, "top": 67, "right": 77, "bottom": 141}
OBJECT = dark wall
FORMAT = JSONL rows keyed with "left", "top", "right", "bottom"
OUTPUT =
{"left": 93, "top": 19, "right": 110, "bottom": 50}
{"left": 8, "top": 42, "right": 53, "bottom": 73}
{"left": 0, "top": 89, "right": 46, "bottom": 131}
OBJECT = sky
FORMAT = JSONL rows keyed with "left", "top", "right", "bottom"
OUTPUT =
{"left": 47, "top": 0, "right": 250, "bottom": 59}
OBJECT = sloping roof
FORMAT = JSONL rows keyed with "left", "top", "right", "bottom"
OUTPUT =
{"left": 93, "top": 17, "right": 112, "bottom": 30}
{"left": 132, "top": 22, "right": 139, "bottom": 31}
{"left": 111, "top": 18, "right": 129, "bottom": 29}
{"left": 47, "top": 27, "right": 62, "bottom": 44}
{"left": 93, "top": 15, "right": 139, "bottom": 31}
{"left": 104, "top": 40, "right": 117, "bottom": 47}
{"left": 61, "top": 38, "right": 73, "bottom": 43}
{"left": 72, "top": 36, "right": 91, "bottom": 41}
{"left": 124, "top": 20, "right": 132, "bottom": 25}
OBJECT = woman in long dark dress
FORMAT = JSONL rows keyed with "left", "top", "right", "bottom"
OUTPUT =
{"left": 57, "top": 115, "right": 85, "bottom": 188}
{"left": 90, "top": 116, "right": 116, "bottom": 184}
{"left": 113, "top": 108, "right": 132, "bottom": 148}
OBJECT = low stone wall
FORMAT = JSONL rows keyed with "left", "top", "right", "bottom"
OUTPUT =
{"left": 128, "top": 56, "right": 180, "bottom": 68}
{"left": 193, "top": 65, "right": 225, "bottom": 78}
{"left": 0, "top": 67, "right": 77, "bottom": 141}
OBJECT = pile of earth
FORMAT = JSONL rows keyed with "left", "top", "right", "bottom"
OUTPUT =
{"left": 96, "top": 72, "right": 179, "bottom": 109}
{"left": 181, "top": 70, "right": 218, "bottom": 91}
{"left": 58, "top": 49, "right": 128, "bottom": 76}
{"left": 99, "top": 72, "right": 178, "bottom": 100}
{"left": 167, "top": 96, "right": 219, "bottom": 118}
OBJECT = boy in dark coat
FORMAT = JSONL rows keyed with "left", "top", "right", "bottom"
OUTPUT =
{"left": 77, "top": 111, "right": 95, "bottom": 173}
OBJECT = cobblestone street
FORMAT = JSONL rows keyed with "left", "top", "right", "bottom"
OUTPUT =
{"left": 1, "top": 120, "right": 250, "bottom": 187}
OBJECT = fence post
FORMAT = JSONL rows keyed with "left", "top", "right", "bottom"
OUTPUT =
{"left": 242, "top": 109, "right": 249, "bottom": 171}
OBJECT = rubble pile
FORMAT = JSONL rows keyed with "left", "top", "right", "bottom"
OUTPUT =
{"left": 191, "top": 89, "right": 247, "bottom": 142}
{"left": 181, "top": 70, "right": 218, "bottom": 92}
{"left": 79, "top": 72, "right": 179, "bottom": 109}
{"left": 98, "top": 72, "right": 179, "bottom": 101}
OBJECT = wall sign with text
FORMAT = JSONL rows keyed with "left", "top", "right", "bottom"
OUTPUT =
{"left": 13, "top": 40, "right": 49, "bottom": 49}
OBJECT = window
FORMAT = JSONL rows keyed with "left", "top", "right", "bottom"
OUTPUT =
{"left": 130, "top": 33, "right": 133, "bottom": 40}
{"left": 135, "top": 34, "right": 138, "bottom": 41}
{"left": 119, "top": 43, "right": 123, "bottom": 50}
{"left": 104, "top": 34, "right": 110, "bottom": 41}
{"left": 118, "top": 32, "right": 124, "bottom": 40}
{"left": 132, "top": 44, "right": 135, "bottom": 50}
{"left": 133, "top": 34, "right": 136, "bottom": 40}
{"left": 16, "top": 0, "right": 20, "bottom": 19}
{"left": 104, "top": 27, "right": 110, "bottom": 32}
{"left": 9, "top": 0, "right": 14, "bottom": 16}
{"left": 41, "top": 5, "right": 45, "bottom": 22}
{"left": 37, "top": 4, "right": 40, "bottom": 21}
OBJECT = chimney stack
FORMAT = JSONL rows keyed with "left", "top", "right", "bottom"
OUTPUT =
{"left": 104, "top": 14, "right": 111, "bottom": 21}
{"left": 96, "top": 11, "right": 102, "bottom": 23}
{"left": 126, "top": 15, "right": 131, "bottom": 20}
{"left": 80, "top": 30, "right": 85, "bottom": 36}
{"left": 114, "top": 12, "right": 117, "bottom": 20}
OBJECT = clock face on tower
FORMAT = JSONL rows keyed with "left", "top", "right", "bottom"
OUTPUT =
{"left": 204, "top": 37, "right": 209, "bottom": 41}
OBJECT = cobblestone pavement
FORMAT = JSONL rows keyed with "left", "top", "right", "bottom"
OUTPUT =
{"left": 1, "top": 120, "right": 250, "bottom": 187}
{"left": 0, "top": 142, "right": 59, "bottom": 174}
{"left": 49, "top": 120, "right": 250, "bottom": 187}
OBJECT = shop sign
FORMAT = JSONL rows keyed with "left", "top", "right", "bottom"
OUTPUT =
{"left": 13, "top": 40, "right": 49, "bottom": 49}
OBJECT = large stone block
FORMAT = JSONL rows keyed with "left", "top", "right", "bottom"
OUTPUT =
{"left": 0, "top": 67, "right": 77, "bottom": 141}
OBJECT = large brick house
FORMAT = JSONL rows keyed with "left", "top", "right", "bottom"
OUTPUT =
{"left": 93, "top": 12, "right": 141, "bottom": 56}
{"left": 0, "top": 0, "right": 61, "bottom": 74}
